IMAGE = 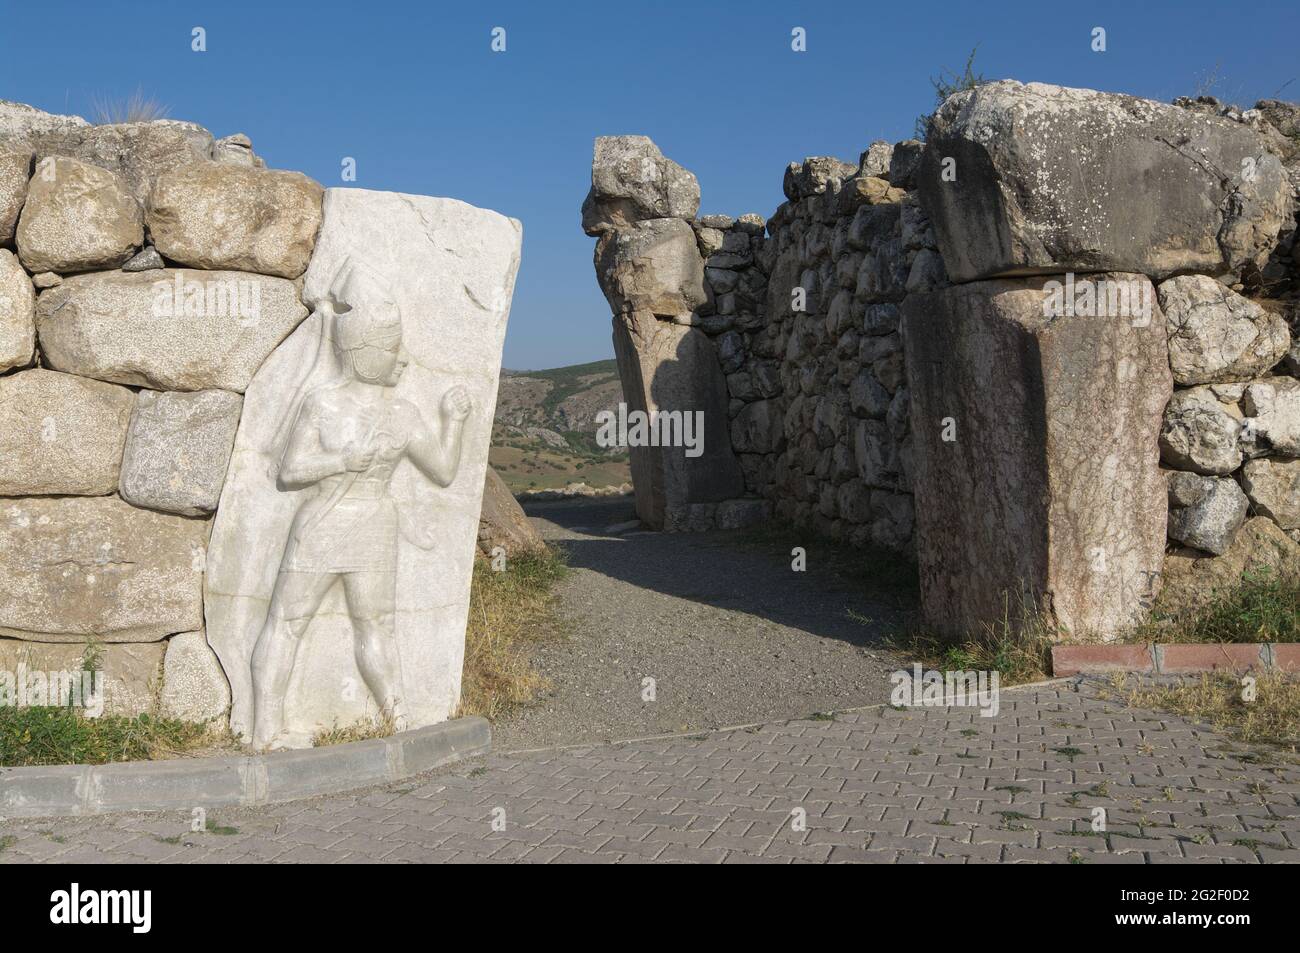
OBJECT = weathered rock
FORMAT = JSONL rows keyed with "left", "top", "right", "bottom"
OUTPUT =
{"left": 159, "top": 631, "right": 231, "bottom": 723}
{"left": 0, "top": 369, "right": 134, "bottom": 496}
{"left": 0, "top": 248, "right": 35, "bottom": 371}
{"left": 612, "top": 310, "right": 745, "bottom": 529}
{"left": 1241, "top": 376, "right": 1300, "bottom": 456}
{"left": 582, "top": 136, "right": 700, "bottom": 234}
{"left": 730, "top": 398, "right": 783, "bottom": 454}
{"left": 1240, "top": 456, "right": 1300, "bottom": 529}
{"left": 212, "top": 133, "right": 262, "bottom": 168}
{"left": 784, "top": 157, "right": 858, "bottom": 201}
{"left": 1159, "top": 386, "right": 1243, "bottom": 475}
{"left": 1160, "top": 275, "right": 1290, "bottom": 384}
{"left": 119, "top": 389, "right": 244, "bottom": 516}
{"left": 147, "top": 162, "right": 324, "bottom": 278}
{"left": 859, "top": 140, "right": 894, "bottom": 178}
{"left": 0, "top": 101, "right": 213, "bottom": 205}
{"left": 206, "top": 187, "right": 521, "bottom": 745}
{"left": 714, "top": 498, "right": 771, "bottom": 530}
{"left": 594, "top": 218, "right": 706, "bottom": 317}
{"left": 888, "top": 140, "right": 925, "bottom": 190}
{"left": 16, "top": 156, "right": 142, "bottom": 273}
{"left": 0, "top": 638, "right": 165, "bottom": 716}
{"left": 901, "top": 275, "right": 1172, "bottom": 639}
{"left": 36, "top": 269, "right": 308, "bottom": 392}
{"left": 121, "top": 246, "right": 163, "bottom": 271}
{"left": 1166, "top": 471, "right": 1249, "bottom": 555}
{"left": 31, "top": 272, "right": 60, "bottom": 289}
{"left": 0, "top": 496, "right": 206, "bottom": 642}
{"left": 1160, "top": 516, "right": 1300, "bottom": 612}
{"left": 0, "top": 147, "right": 30, "bottom": 243}
{"left": 478, "top": 465, "right": 544, "bottom": 555}
{"left": 919, "top": 81, "right": 1294, "bottom": 282}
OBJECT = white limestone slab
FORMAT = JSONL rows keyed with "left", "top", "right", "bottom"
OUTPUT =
{"left": 204, "top": 188, "right": 521, "bottom": 745}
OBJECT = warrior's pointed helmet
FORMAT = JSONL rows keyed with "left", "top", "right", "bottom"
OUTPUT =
{"left": 329, "top": 257, "right": 403, "bottom": 353}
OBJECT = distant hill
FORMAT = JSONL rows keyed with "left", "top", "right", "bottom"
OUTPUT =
{"left": 492, "top": 359, "right": 629, "bottom": 493}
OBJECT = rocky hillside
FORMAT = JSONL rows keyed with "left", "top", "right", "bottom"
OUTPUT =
{"left": 491, "top": 359, "right": 630, "bottom": 492}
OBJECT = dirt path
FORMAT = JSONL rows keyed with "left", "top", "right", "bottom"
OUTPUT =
{"left": 492, "top": 497, "right": 912, "bottom": 751}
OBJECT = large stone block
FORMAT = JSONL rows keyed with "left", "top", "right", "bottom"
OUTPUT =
{"left": 0, "top": 147, "right": 30, "bottom": 243}
{"left": 159, "top": 631, "right": 231, "bottom": 723}
{"left": 582, "top": 135, "right": 700, "bottom": 235}
{"left": 478, "top": 465, "right": 543, "bottom": 555}
{"left": 1240, "top": 456, "right": 1300, "bottom": 530}
{"left": 1241, "top": 376, "right": 1300, "bottom": 456}
{"left": 36, "top": 269, "right": 308, "bottom": 392}
{"left": 919, "top": 81, "right": 1294, "bottom": 282}
{"left": 0, "top": 248, "right": 35, "bottom": 371}
{"left": 594, "top": 218, "right": 707, "bottom": 317}
{"left": 0, "top": 368, "right": 134, "bottom": 496}
{"left": 611, "top": 310, "right": 745, "bottom": 529}
{"left": 0, "top": 638, "right": 164, "bottom": 716}
{"left": 901, "top": 275, "right": 1172, "bottom": 639}
{"left": 1159, "top": 275, "right": 1290, "bottom": 384}
{"left": 16, "top": 156, "right": 142, "bottom": 273}
{"left": 205, "top": 188, "right": 521, "bottom": 748}
{"left": 119, "top": 389, "right": 244, "bottom": 516}
{"left": 0, "top": 101, "right": 214, "bottom": 205}
{"left": 0, "top": 496, "right": 206, "bottom": 642}
{"left": 147, "top": 162, "right": 323, "bottom": 278}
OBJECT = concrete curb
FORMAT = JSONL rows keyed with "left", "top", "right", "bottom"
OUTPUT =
{"left": 0, "top": 715, "right": 490, "bottom": 820}
{"left": 1052, "top": 643, "right": 1300, "bottom": 677}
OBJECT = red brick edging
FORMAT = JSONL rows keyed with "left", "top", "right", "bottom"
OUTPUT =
{"left": 1052, "top": 643, "right": 1300, "bottom": 677}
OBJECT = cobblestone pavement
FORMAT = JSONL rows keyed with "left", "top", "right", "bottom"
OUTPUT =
{"left": 1, "top": 680, "right": 1297, "bottom": 864}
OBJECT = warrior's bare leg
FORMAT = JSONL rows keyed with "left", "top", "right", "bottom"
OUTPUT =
{"left": 251, "top": 571, "right": 335, "bottom": 749}
{"left": 342, "top": 570, "right": 405, "bottom": 725}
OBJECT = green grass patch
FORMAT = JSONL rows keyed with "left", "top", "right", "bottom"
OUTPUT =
{"left": 1137, "top": 570, "right": 1299, "bottom": 644}
{"left": 0, "top": 708, "right": 212, "bottom": 767}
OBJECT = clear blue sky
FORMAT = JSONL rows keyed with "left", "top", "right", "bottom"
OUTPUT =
{"left": 3, "top": 0, "right": 1297, "bottom": 369}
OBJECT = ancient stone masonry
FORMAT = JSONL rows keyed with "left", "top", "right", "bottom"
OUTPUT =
{"left": 590, "top": 81, "right": 1300, "bottom": 640}
{"left": 0, "top": 100, "right": 519, "bottom": 746}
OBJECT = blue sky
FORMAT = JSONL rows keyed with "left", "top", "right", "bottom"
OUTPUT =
{"left": 3, "top": 0, "right": 1298, "bottom": 369}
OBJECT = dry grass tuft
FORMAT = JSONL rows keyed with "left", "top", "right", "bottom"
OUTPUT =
{"left": 90, "top": 89, "right": 170, "bottom": 124}
{"left": 1101, "top": 671, "right": 1300, "bottom": 752}
{"left": 457, "top": 545, "right": 568, "bottom": 720}
{"left": 312, "top": 711, "right": 397, "bottom": 747}
{"left": 887, "top": 596, "right": 1057, "bottom": 686}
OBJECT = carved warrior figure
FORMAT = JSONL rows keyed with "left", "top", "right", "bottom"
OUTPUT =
{"left": 250, "top": 259, "right": 471, "bottom": 750}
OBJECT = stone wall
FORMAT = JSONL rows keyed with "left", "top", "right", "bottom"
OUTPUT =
{"left": 0, "top": 100, "right": 518, "bottom": 742}
{"left": 586, "top": 80, "right": 1300, "bottom": 639}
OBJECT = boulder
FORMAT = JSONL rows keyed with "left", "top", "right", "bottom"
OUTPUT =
{"left": 730, "top": 398, "right": 783, "bottom": 454}
{"left": 783, "top": 157, "right": 858, "bottom": 201}
{"left": 159, "top": 631, "right": 231, "bottom": 723}
{"left": 0, "top": 638, "right": 165, "bottom": 717}
{"left": 593, "top": 218, "right": 707, "bottom": 316}
{"left": 888, "top": 140, "right": 925, "bottom": 190}
{"left": 147, "top": 162, "right": 324, "bottom": 278}
{"left": 611, "top": 310, "right": 745, "bottom": 529}
{"left": 859, "top": 140, "right": 894, "bottom": 179}
{"left": 0, "top": 496, "right": 206, "bottom": 642}
{"left": 1240, "top": 456, "right": 1300, "bottom": 530}
{"left": 0, "top": 368, "right": 135, "bottom": 496}
{"left": 36, "top": 269, "right": 308, "bottom": 392}
{"left": 15, "top": 156, "right": 142, "bottom": 273}
{"left": 919, "top": 81, "right": 1294, "bottom": 282}
{"left": 1160, "top": 516, "right": 1300, "bottom": 612}
{"left": 0, "top": 248, "right": 35, "bottom": 371}
{"left": 1159, "top": 275, "right": 1290, "bottom": 384}
{"left": 1159, "top": 386, "right": 1243, "bottom": 474}
{"left": 901, "top": 275, "right": 1171, "bottom": 639}
{"left": 119, "top": 389, "right": 244, "bottom": 516}
{"left": 0, "top": 147, "right": 30, "bottom": 243}
{"left": 478, "top": 466, "right": 544, "bottom": 555}
{"left": 581, "top": 136, "right": 700, "bottom": 235}
{"left": 0, "top": 101, "right": 213, "bottom": 205}
{"left": 714, "top": 498, "right": 771, "bottom": 530}
{"left": 1166, "top": 471, "right": 1250, "bottom": 555}
{"left": 1241, "top": 376, "right": 1300, "bottom": 456}
{"left": 205, "top": 187, "right": 521, "bottom": 746}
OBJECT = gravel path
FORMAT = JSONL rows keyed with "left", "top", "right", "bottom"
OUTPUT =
{"left": 492, "top": 498, "right": 911, "bottom": 752}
